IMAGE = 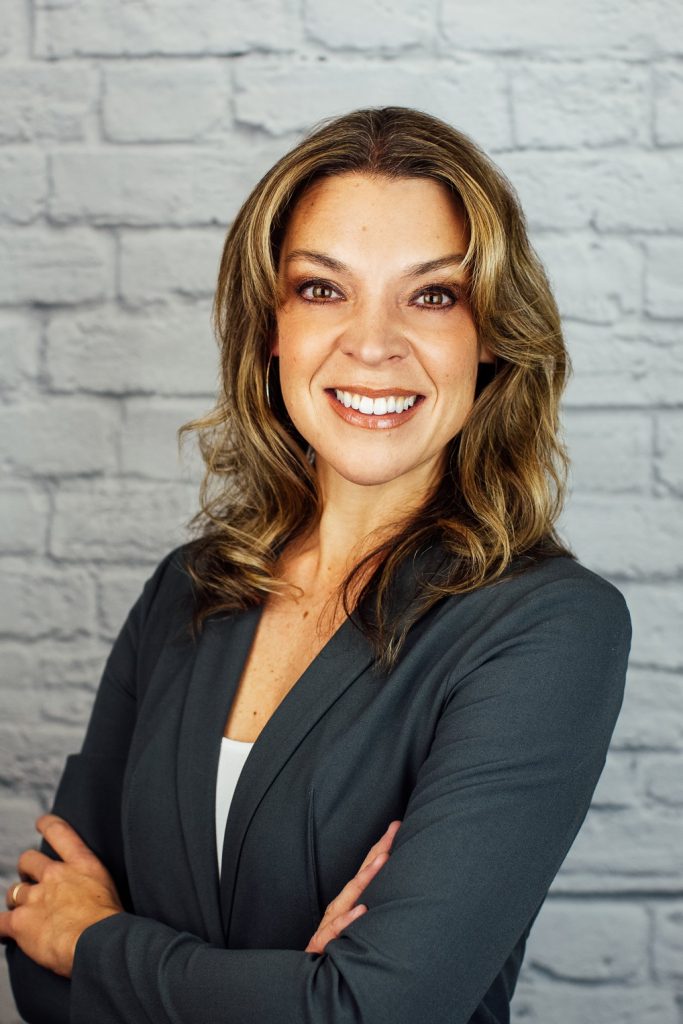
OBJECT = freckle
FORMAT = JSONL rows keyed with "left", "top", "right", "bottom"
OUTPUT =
{"left": 302, "top": 610, "right": 309, "bottom": 619}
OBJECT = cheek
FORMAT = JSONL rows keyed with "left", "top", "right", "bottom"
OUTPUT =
{"left": 275, "top": 314, "right": 324, "bottom": 363}
{"left": 276, "top": 347, "right": 316, "bottom": 416}
{"left": 276, "top": 323, "right": 337, "bottom": 399}
{"left": 437, "top": 348, "right": 480, "bottom": 398}
{"left": 278, "top": 351, "right": 310, "bottom": 392}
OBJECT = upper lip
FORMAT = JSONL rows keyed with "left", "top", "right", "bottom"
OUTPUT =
{"left": 327, "top": 385, "right": 423, "bottom": 398}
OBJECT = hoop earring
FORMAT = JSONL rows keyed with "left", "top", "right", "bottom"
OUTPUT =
{"left": 265, "top": 352, "right": 273, "bottom": 409}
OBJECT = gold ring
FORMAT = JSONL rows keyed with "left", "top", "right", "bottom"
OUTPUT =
{"left": 7, "top": 882, "right": 26, "bottom": 910}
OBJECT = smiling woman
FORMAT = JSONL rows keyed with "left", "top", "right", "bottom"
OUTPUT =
{"left": 175, "top": 107, "right": 580, "bottom": 672}
{"left": 3, "top": 107, "right": 631, "bottom": 1024}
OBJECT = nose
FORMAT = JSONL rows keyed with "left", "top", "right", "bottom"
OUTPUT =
{"left": 338, "top": 296, "right": 409, "bottom": 366}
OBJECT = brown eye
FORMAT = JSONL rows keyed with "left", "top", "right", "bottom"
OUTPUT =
{"left": 297, "top": 280, "right": 342, "bottom": 302}
{"left": 414, "top": 287, "right": 458, "bottom": 310}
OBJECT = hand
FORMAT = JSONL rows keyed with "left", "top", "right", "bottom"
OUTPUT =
{"left": 0, "top": 814, "right": 124, "bottom": 979}
{"left": 304, "top": 819, "right": 402, "bottom": 955}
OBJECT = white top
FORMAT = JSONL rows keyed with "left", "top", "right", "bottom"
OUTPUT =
{"left": 215, "top": 736, "right": 255, "bottom": 878}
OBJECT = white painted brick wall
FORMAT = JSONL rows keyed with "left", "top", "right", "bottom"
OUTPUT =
{"left": 1, "top": 1, "right": 681, "bottom": 1020}
{"left": 102, "top": 62, "right": 232, "bottom": 142}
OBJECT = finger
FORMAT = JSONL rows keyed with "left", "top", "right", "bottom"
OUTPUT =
{"left": 323, "top": 851, "right": 388, "bottom": 922}
{"left": 319, "top": 822, "right": 402, "bottom": 928}
{"left": 17, "top": 849, "right": 51, "bottom": 884}
{"left": 325, "top": 831, "right": 399, "bottom": 922}
{"left": 356, "top": 826, "right": 391, "bottom": 873}
{"left": 5, "top": 881, "right": 31, "bottom": 910}
{"left": 362, "top": 823, "right": 401, "bottom": 864}
{"left": 358, "top": 819, "right": 402, "bottom": 872}
{"left": 35, "top": 815, "right": 96, "bottom": 867}
{"left": 306, "top": 904, "right": 367, "bottom": 954}
{"left": 0, "top": 908, "right": 19, "bottom": 941}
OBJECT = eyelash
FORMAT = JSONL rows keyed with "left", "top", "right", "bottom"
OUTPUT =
{"left": 295, "top": 278, "right": 461, "bottom": 311}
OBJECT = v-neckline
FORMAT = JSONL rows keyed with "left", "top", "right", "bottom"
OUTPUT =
{"left": 221, "top": 594, "right": 353, "bottom": 745}
{"left": 175, "top": 598, "right": 374, "bottom": 944}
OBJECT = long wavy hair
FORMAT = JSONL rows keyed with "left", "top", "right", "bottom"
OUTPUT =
{"left": 176, "top": 105, "right": 574, "bottom": 674}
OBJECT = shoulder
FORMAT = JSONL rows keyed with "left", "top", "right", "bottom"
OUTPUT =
{"left": 138, "top": 540, "right": 195, "bottom": 602}
{"left": 428, "top": 554, "right": 632, "bottom": 695}
{"left": 133, "top": 540, "right": 198, "bottom": 643}
{"left": 430, "top": 557, "right": 633, "bottom": 749}
{"left": 465, "top": 554, "right": 631, "bottom": 638}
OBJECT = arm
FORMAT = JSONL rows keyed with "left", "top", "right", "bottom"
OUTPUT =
{"left": 67, "top": 574, "right": 631, "bottom": 1024}
{"left": 4, "top": 547, "right": 181, "bottom": 1024}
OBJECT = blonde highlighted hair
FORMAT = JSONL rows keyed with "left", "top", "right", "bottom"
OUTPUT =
{"left": 177, "top": 105, "right": 574, "bottom": 674}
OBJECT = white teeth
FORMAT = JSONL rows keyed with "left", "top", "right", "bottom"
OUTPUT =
{"left": 333, "top": 390, "right": 418, "bottom": 415}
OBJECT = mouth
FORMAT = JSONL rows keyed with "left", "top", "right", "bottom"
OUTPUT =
{"left": 324, "top": 388, "right": 426, "bottom": 429}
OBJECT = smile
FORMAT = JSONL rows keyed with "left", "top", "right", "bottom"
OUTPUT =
{"left": 324, "top": 389, "right": 426, "bottom": 430}
{"left": 333, "top": 389, "right": 419, "bottom": 414}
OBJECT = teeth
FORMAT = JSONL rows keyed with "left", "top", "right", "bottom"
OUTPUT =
{"left": 333, "top": 390, "right": 418, "bottom": 415}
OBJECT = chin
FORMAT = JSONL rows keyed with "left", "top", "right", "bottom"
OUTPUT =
{"left": 321, "top": 454, "right": 418, "bottom": 488}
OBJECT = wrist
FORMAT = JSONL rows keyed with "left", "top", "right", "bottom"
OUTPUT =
{"left": 64, "top": 909, "right": 121, "bottom": 979}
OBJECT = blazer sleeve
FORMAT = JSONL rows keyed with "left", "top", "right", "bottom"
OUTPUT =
{"left": 65, "top": 572, "right": 632, "bottom": 1024}
{"left": 3, "top": 547, "right": 180, "bottom": 1024}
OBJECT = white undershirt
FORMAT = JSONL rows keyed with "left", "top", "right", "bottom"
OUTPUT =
{"left": 215, "top": 736, "right": 255, "bottom": 878}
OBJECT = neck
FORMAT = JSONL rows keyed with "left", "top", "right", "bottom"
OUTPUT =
{"left": 284, "top": 452, "right": 442, "bottom": 591}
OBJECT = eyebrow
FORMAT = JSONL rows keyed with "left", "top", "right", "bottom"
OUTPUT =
{"left": 284, "top": 248, "right": 466, "bottom": 279}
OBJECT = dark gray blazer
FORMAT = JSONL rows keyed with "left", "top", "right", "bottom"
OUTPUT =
{"left": 5, "top": 542, "right": 632, "bottom": 1024}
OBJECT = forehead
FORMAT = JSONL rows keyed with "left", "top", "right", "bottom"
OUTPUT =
{"left": 280, "top": 172, "right": 469, "bottom": 260}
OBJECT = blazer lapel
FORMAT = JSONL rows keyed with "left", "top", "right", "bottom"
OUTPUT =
{"left": 174, "top": 606, "right": 261, "bottom": 945}
{"left": 175, "top": 600, "right": 375, "bottom": 945}
{"left": 218, "top": 607, "right": 377, "bottom": 943}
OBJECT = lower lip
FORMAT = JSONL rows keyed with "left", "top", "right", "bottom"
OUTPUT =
{"left": 324, "top": 390, "right": 426, "bottom": 430}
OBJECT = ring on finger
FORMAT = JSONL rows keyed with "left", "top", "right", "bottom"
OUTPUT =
{"left": 6, "top": 881, "right": 27, "bottom": 910}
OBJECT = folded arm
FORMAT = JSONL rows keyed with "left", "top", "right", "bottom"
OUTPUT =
{"left": 67, "top": 573, "right": 632, "bottom": 1024}
{"left": 4, "top": 548, "right": 181, "bottom": 1024}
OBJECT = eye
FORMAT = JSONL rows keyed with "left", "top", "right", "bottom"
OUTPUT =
{"left": 296, "top": 279, "right": 343, "bottom": 302}
{"left": 413, "top": 285, "right": 459, "bottom": 310}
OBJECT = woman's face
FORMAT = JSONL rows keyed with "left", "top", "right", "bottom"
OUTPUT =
{"left": 272, "top": 171, "right": 494, "bottom": 493}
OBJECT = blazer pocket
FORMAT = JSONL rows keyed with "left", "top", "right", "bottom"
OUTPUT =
{"left": 306, "top": 783, "right": 324, "bottom": 934}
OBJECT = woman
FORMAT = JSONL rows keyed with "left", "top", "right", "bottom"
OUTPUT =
{"left": 2, "top": 106, "right": 631, "bottom": 1024}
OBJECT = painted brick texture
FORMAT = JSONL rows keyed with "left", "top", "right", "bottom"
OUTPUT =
{"left": 1, "top": 1, "right": 681, "bottom": 1021}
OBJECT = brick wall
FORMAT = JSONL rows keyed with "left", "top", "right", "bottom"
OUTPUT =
{"left": 1, "top": 1, "right": 682, "bottom": 1020}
